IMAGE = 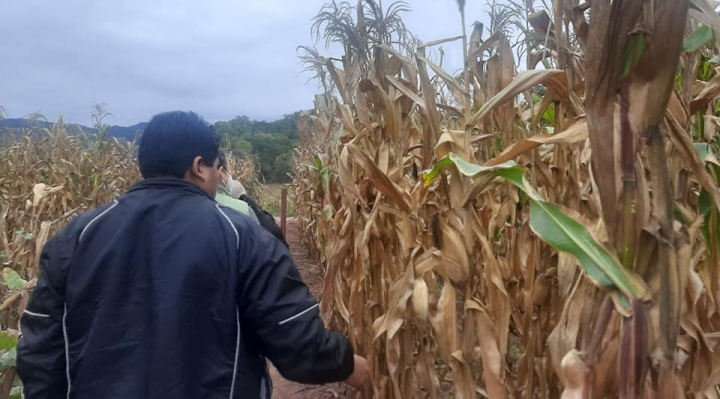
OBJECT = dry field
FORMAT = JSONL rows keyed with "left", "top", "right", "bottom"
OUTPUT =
{"left": 293, "top": 0, "right": 720, "bottom": 398}
{"left": 3, "top": 0, "right": 720, "bottom": 398}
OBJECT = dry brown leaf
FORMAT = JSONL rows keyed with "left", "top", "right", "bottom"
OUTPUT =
{"left": 466, "top": 69, "right": 565, "bottom": 127}
{"left": 346, "top": 143, "right": 411, "bottom": 213}
{"left": 691, "top": 73, "right": 720, "bottom": 114}
{"left": 436, "top": 218, "right": 469, "bottom": 284}
{"left": 466, "top": 300, "right": 506, "bottom": 399}
{"left": 430, "top": 279, "right": 458, "bottom": 362}
{"left": 485, "top": 118, "right": 588, "bottom": 166}
{"left": 32, "top": 183, "right": 64, "bottom": 208}
{"left": 373, "top": 262, "right": 414, "bottom": 340}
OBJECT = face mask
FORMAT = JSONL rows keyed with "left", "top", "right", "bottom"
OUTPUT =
{"left": 225, "top": 174, "right": 247, "bottom": 198}
{"left": 228, "top": 180, "right": 247, "bottom": 198}
{"left": 223, "top": 171, "right": 235, "bottom": 189}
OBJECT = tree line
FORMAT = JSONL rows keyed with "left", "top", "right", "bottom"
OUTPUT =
{"left": 215, "top": 112, "right": 300, "bottom": 184}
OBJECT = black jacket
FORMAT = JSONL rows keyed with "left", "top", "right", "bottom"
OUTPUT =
{"left": 238, "top": 194, "right": 289, "bottom": 248}
{"left": 16, "top": 178, "right": 354, "bottom": 399}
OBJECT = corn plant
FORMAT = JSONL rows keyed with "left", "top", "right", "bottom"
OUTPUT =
{"left": 294, "top": 0, "right": 720, "bottom": 397}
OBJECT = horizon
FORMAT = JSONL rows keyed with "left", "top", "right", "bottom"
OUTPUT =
{"left": 0, "top": 110, "right": 299, "bottom": 127}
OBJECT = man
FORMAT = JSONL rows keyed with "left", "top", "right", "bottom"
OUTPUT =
{"left": 217, "top": 151, "right": 289, "bottom": 248}
{"left": 16, "top": 110, "right": 369, "bottom": 399}
{"left": 215, "top": 150, "right": 259, "bottom": 224}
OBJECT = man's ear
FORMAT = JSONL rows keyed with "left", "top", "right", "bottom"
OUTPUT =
{"left": 188, "top": 156, "right": 205, "bottom": 180}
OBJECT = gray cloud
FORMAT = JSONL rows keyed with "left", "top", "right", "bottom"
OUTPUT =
{"left": 0, "top": 0, "right": 497, "bottom": 126}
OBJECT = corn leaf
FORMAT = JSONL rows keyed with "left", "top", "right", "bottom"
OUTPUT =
{"left": 493, "top": 168, "right": 650, "bottom": 312}
{"left": 0, "top": 348, "right": 16, "bottom": 369}
{"left": 465, "top": 69, "right": 565, "bottom": 127}
{"left": 421, "top": 153, "right": 517, "bottom": 187}
{"left": 0, "top": 332, "right": 18, "bottom": 351}
{"left": 3, "top": 268, "right": 26, "bottom": 291}
{"left": 684, "top": 25, "right": 715, "bottom": 52}
{"left": 621, "top": 34, "right": 647, "bottom": 78}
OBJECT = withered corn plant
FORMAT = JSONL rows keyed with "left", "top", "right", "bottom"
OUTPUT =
{"left": 294, "top": 0, "right": 720, "bottom": 398}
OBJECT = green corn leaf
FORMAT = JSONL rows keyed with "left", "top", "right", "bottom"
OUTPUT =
{"left": 527, "top": 199, "right": 618, "bottom": 290}
{"left": 621, "top": 33, "right": 647, "bottom": 79}
{"left": 694, "top": 142, "right": 717, "bottom": 161}
{"left": 3, "top": 268, "right": 26, "bottom": 291}
{"left": 543, "top": 104, "right": 556, "bottom": 124}
{"left": 0, "top": 348, "right": 16, "bottom": 369}
{"left": 495, "top": 168, "right": 650, "bottom": 314}
{"left": 703, "top": 59, "right": 714, "bottom": 80}
{"left": 321, "top": 167, "right": 333, "bottom": 193}
{"left": 699, "top": 189, "right": 718, "bottom": 245}
{"left": 424, "top": 154, "right": 651, "bottom": 313}
{"left": 0, "top": 332, "right": 18, "bottom": 351}
{"left": 495, "top": 167, "right": 542, "bottom": 200}
{"left": 685, "top": 25, "right": 714, "bottom": 52}
{"left": 451, "top": 155, "right": 517, "bottom": 177}
{"left": 674, "top": 203, "right": 694, "bottom": 227}
{"left": 421, "top": 153, "right": 517, "bottom": 187}
{"left": 422, "top": 157, "right": 453, "bottom": 186}
{"left": 694, "top": 142, "right": 720, "bottom": 246}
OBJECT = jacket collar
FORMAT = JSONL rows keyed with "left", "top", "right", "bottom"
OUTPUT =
{"left": 128, "top": 177, "right": 215, "bottom": 201}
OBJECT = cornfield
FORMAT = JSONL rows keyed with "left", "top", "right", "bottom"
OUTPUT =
{"left": 0, "top": 119, "right": 256, "bottom": 397}
{"left": 293, "top": 0, "right": 720, "bottom": 398}
{"left": 225, "top": 151, "right": 259, "bottom": 190}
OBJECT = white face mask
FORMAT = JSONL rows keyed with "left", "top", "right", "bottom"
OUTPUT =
{"left": 223, "top": 171, "right": 247, "bottom": 197}
{"left": 223, "top": 170, "right": 235, "bottom": 188}
{"left": 228, "top": 179, "right": 247, "bottom": 197}
{"left": 220, "top": 167, "right": 247, "bottom": 197}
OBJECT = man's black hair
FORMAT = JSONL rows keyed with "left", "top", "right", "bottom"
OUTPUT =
{"left": 138, "top": 111, "right": 221, "bottom": 178}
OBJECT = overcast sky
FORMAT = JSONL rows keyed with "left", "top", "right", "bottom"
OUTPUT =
{"left": 0, "top": 0, "right": 499, "bottom": 126}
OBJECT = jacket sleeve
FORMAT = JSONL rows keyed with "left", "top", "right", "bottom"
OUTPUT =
{"left": 237, "top": 224, "right": 355, "bottom": 384}
{"left": 238, "top": 194, "right": 289, "bottom": 248}
{"left": 245, "top": 204, "right": 260, "bottom": 224}
{"left": 16, "top": 234, "right": 69, "bottom": 398}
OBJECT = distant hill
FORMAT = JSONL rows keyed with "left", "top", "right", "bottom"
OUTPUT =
{"left": 1, "top": 111, "right": 303, "bottom": 184}
{"left": 0, "top": 118, "right": 147, "bottom": 142}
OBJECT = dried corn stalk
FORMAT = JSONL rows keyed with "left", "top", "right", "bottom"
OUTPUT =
{"left": 295, "top": 0, "right": 720, "bottom": 397}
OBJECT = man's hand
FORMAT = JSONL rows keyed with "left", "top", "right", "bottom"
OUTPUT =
{"left": 344, "top": 355, "right": 371, "bottom": 395}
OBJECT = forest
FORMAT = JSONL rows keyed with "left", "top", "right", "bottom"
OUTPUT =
{"left": 214, "top": 112, "right": 301, "bottom": 183}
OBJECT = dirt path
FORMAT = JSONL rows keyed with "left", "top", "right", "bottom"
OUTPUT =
{"left": 269, "top": 218, "right": 350, "bottom": 399}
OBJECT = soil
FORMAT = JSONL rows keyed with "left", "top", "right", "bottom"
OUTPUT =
{"left": 269, "top": 218, "right": 351, "bottom": 399}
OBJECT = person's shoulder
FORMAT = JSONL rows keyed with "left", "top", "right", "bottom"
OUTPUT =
{"left": 68, "top": 201, "right": 119, "bottom": 230}
{"left": 214, "top": 201, "right": 264, "bottom": 241}
{"left": 47, "top": 200, "right": 121, "bottom": 248}
{"left": 215, "top": 202, "right": 254, "bottom": 226}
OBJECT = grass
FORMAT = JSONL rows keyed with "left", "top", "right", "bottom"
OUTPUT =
{"left": 250, "top": 183, "right": 296, "bottom": 218}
